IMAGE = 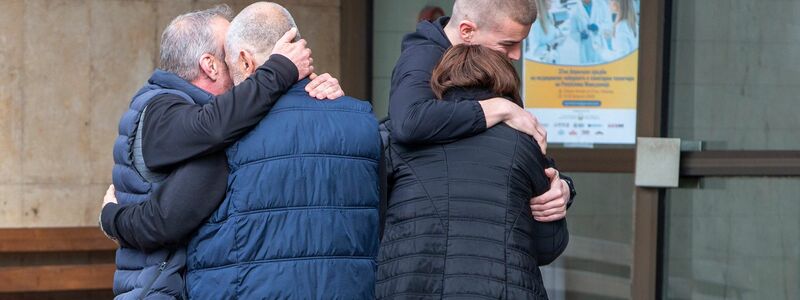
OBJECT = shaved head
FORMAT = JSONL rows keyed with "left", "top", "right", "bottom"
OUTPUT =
{"left": 225, "top": 2, "right": 298, "bottom": 84}
{"left": 451, "top": 0, "right": 537, "bottom": 28}
{"left": 444, "top": 0, "right": 535, "bottom": 60}
{"left": 226, "top": 2, "right": 297, "bottom": 64}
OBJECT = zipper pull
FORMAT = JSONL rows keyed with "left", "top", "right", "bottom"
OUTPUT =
{"left": 159, "top": 261, "right": 167, "bottom": 271}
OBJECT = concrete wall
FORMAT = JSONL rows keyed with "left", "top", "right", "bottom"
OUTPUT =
{"left": 0, "top": 0, "right": 342, "bottom": 228}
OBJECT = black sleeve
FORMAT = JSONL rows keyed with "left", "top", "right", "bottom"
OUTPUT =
{"left": 388, "top": 46, "right": 487, "bottom": 144}
{"left": 100, "top": 153, "right": 228, "bottom": 251}
{"left": 546, "top": 157, "right": 577, "bottom": 208}
{"left": 516, "top": 135, "right": 569, "bottom": 266}
{"left": 142, "top": 54, "right": 298, "bottom": 172}
{"left": 532, "top": 219, "right": 569, "bottom": 266}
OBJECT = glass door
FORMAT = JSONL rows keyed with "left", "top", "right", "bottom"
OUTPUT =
{"left": 661, "top": 0, "right": 800, "bottom": 298}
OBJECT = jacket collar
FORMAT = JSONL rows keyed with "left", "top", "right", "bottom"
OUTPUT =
{"left": 403, "top": 16, "right": 453, "bottom": 52}
{"left": 428, "top": 16, "right": 453, "bottom": 49}
{"left": 148, "top": 69, "right": 214, "bottom": 105}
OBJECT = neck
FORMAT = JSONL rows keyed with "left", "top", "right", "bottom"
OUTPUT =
{"left": 443, "top": 24, "right": 463, "bottom": 46}
{"left": 190, "top": 77, "right": 219, "bottom": 96}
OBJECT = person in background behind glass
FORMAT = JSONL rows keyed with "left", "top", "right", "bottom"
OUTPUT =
{"left": 418, "top": 5, "right": 445, "bottom": 23}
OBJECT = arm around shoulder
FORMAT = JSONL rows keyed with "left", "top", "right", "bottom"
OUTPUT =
{"left": 142, "top": 55, "right": 298, "bottom": 171}
{"left": 388, "top": 71, "right": 488, "bottom": 143}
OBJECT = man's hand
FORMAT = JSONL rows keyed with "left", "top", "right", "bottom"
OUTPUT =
{"left": 103, "top": 184, "right": 117, "bottom": 208}
{"left": 271, "top": 27, "right": 313, "bottom": 80}
{"left": 306, "top": 73, "right": 345, "bottom": 100}
{"left": 530, "top": 168, "right": 569, "bottom": 222}
{"left": 479, "top": 98, "right": 548, "bottom": 153}
{"left": 504, "top": 104, "right": 547, "bottom": 154}
{"left": 99, "top": 184, "right": 119, "bottom": 245}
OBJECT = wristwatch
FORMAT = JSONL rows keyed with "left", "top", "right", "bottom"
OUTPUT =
{"left": 560, "top": 175, "right": 577, "bottom": 208}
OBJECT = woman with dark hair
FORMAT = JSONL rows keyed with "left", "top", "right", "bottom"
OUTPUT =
{"left": 377, "top": 44, "right": 569, "bottom": 299}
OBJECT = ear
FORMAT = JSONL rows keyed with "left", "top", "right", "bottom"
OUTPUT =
{"left": 238, "top": 50, "right": 257, "bottom": 76}
{"left": 199, "top": 53, "right": 219, "bottom": 81}
{"left": 458, "top": 20, "right": 478, "bottom": 43}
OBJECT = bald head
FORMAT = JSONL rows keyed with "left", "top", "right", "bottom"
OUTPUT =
{"left": 226, "top": 2, "right": 297, "bottom": 70}
{"left": 225, "top": 2, "right": 298, "bottom": 84}
{"left": 451, "top": 0, "right": 537, "bottom": 28}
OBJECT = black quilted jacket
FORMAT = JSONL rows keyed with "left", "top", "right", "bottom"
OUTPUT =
{"left": 377, "top": 88, "right": 569, "bottom": 299}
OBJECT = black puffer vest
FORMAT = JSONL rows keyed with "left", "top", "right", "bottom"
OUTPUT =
{"left": 377, "top": 88, "right": 569, "bottom": 299}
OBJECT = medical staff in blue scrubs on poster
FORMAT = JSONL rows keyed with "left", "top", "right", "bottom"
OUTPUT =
{"left": 570, "top": 0, "right": 613, "bottom": 65}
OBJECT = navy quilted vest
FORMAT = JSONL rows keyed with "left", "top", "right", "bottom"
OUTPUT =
{"left": 185, "top": 79, "right": 381, "bottom": 300}
{"left": 111, "top": 70, "right": 211, "bottom": 299}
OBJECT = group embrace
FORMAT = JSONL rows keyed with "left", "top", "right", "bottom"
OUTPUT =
{"left": 100, "top": 1, "right": 576, "bottom": 299}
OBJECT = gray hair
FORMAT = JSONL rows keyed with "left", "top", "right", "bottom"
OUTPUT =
{"left": 452, "top": 0, "right": 537, "bottom": 27}
{"left": 159, "top": 5, "right": 233, "bottom": 81}
{"left": 226, "top": 2, "right": 298, "bottom": 65}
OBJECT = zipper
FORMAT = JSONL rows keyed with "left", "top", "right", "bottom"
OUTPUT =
{"left": 138, "top": 251, "right": 173, "bottom": 300}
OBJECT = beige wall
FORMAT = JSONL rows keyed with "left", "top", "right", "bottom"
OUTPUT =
{"left": 0, "top": 0, "right": 341, "bottom": 228}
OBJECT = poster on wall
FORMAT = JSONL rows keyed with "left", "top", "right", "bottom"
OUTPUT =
{"left": 523, "top": 0, "right": 640, "bottom": 145}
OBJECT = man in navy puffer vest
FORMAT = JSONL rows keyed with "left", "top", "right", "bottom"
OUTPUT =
{"left": 183, "top": 3, "right": 381, "bottom": 299}
{"left": 100, "top": 4, "right": 344, "bottom": 299}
